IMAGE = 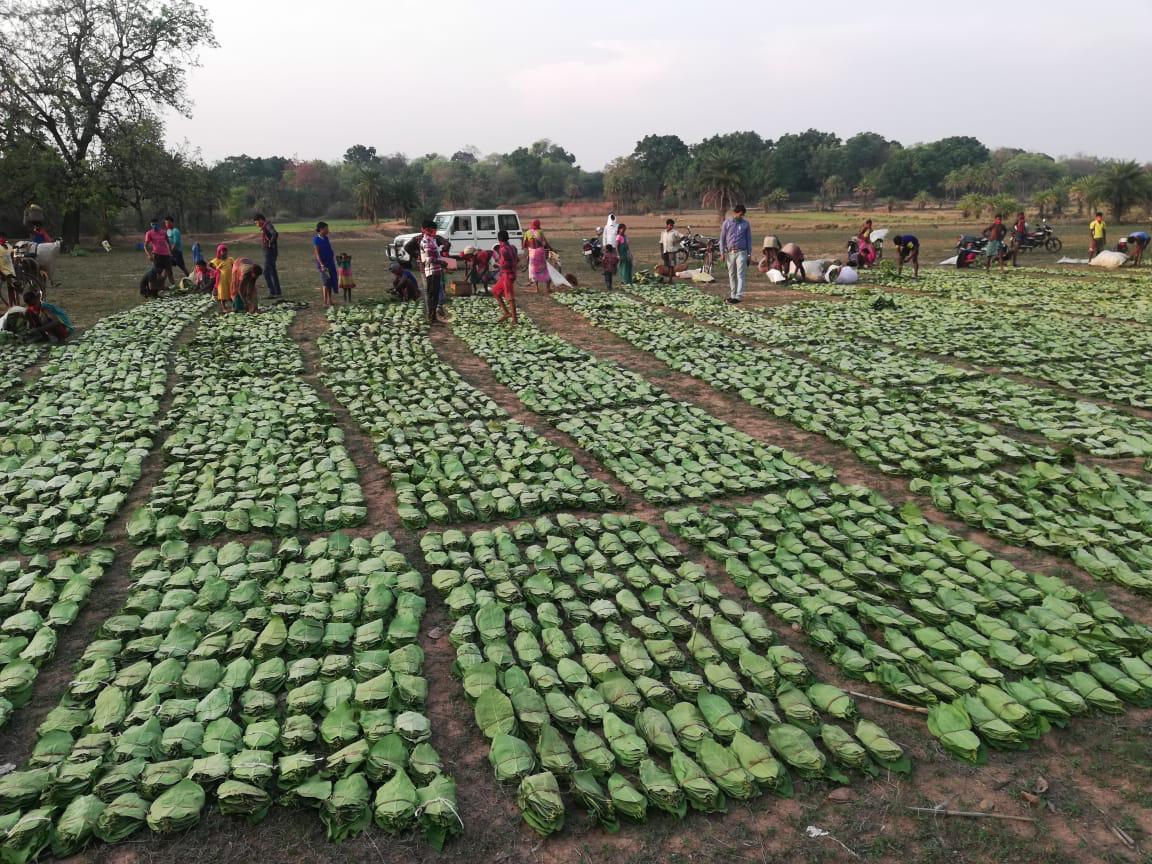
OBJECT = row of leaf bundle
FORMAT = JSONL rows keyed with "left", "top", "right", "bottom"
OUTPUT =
{"left": 0, "top": 342, "right": 45, "bottom": 391}
{"left": 665, "top": 483, "right": 1152, "bottom": 763}
{"left": 850, "top": 268, "right": 1152, "bottom": 326}
{"left": 0, "top": 531, "right": 460, "bottom": 863}
{"left": 0, "top": 296, "right": 211, "bottom": 553}
{"left": 125, "top": 309, "right": 365, "bottom": 544}
{"left": 423, "top": 513, "right": 909, "bottom": 837}
{"left": 624, "top": 283, "right": 1152, "bottom": 457}
{"left": 559, "top": 290, "right": 1152, "bottom": 593}
{"left": 317, "top": 302, "right": 620, "bottom": 529}
{"left": 448, "top": 299, "right": 831, "bottom": 505}
{"left": 0, "top": 550, "right": 114, "bottom": 729}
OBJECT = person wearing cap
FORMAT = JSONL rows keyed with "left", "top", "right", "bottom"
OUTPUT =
{"left": 757, "top": 235, "right": 782, "bottom": 276}
{"left": 659, "top": 219, "right": 683, "bottom": 283}
{"left": 389, "top": 261, "right": 420, "bottom": 301}
{"left": 719, "top": 204, "right": 753, "bottom": 303}
{"left": 460, "top": 245, "right": 494, "bottom": 294}
{"left": 778, "top": 242, "right": 805, "bottom": 281}
{"left": 893, "top": 234, "right": 920, "bottom": 277}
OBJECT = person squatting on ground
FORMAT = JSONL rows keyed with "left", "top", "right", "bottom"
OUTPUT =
{"left": 757, "top": 235, "right": 782, "bottom": 278}
{"left": 894, "top": 234, "right": 920, "bottom": 277}
{"left": 659, "top": 219, "right": 682, "bottom": 283}
{"left": 1125, "top": 231, "right": 1149, "bottom": 266}
{"left": 209, "top": 244, "right": 233, "bottom": 313}
{"left": 254, "top": 213, "right": 282, "bottom": 298}
{"left": 720, "top": 204, "right": 752, "bottom": 303}
{"left": 778, "top": 242, "right": 805, "bottom": 282}
{"left": 389, "top": 262, "right": 420, "bottom": 301}
{"left": 493, "top": 229, "right": 519, "bottom": 325}
{"left": 460, "top": 246, "right": 495, "bottom": 294}
{"left": 21, "top": 289, "right": 72, "bottom": 342}
{"left": 313, "top": 221, "right": 339, "bottom": 307}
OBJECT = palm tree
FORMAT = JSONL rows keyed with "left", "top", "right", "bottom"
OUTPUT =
{"left": 943, "top": 169, "right": 966, "bottom": 202}
{"left": 820, "top": 175, "right": 844, "bottom": 211}
{"left": 1033, "top": 188, "right": 1064, "bottom": 220}
{"left": 958, "top": 193, "right": 986, "bottom": 219}
{"left": 353, "top": 167, "right": 385, "bottom": 224}
{"left": 913, "top": 191, "right": 934, "bottom": 210}
{"left": 1091, "top": 161, "right": 1152, "bottom": 222}
{"left": 764, "top": 188, "right": 790, "bottom": 212}
{"left": 852, "top": 180, "right": 876, "bottom": 208}
{"left": 695, "top": 149, "right": 744, "bottom": 216}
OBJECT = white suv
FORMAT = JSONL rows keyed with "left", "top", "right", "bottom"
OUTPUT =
{"left": 388, "top": 209, "right": 524, "bottom": 262}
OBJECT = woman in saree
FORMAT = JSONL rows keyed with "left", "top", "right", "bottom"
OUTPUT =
{"left": 523, "top": 218, "right": 553, "bottom": 294}
{"left": 231, "top": 257, "right": 263, "bottom": 313}
{"left": 615, "top": 223, "right": 633, "bottom": 284}
{"left": 209, "top": 243, "right": 233, "bottom": 313}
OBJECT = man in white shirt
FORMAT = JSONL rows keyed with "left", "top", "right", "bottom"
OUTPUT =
{"left": 659, "top": 219, "right": 683, "bottom": 282}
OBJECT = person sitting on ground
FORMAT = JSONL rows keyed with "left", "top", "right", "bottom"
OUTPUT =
{"left": 983, "top": 214, "right": 1008, "bottom": 272}
{"left": 757, "top": 235, "right": 783, "bottom": 276}
{"left": 388, "top": 262, "right": 420, "bottom": 301}
{"left": 139, "top": 264, "right": 164, "bottom": 300}
{"left": 192, "top": 259, "right": 216, "bottom": 294}
{"left": 893, "top": 234, "right": 920, "bottom": 277}
{"left": 493, "top": 229, "right": 520, "bottom": 325}
{"left": 22, "top": 289, "right": 72, "bottom": 342}
{"left": 460, "top": 245, "right": 494, "bottom": 294}
{"left": 778, "top": 242, "right": 805, "bottom": 281}
{"left": 1124, "top": 231, "right": 1149, "bottom": 267}
{"left": 231, "top": 258, "right": 263, "bottom": 313}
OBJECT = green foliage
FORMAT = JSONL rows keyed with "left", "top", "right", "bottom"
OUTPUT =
{"left": 1089, "top": 161, "right": 1152, "bottom": 222}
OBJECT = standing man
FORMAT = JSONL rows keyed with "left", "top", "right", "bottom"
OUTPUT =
{"left": 312, "top": 221, "right": 338, "bottom": 307}
{"left": 144, "top": 218, "right": 174, "bottom": 286}
{"left": 419, "top": 218, "right": 445, "bottom": 325}
{"left": 1089, "top": 211, "right": 1107, "bottom": 259}
{"left": 719, "top": 203, "right": 753, "bottom": 304}
{"left": 659, "top": 219, "right": 683, "bottom": 283}
{"left": 164, "top": 216, "right": 189, "bottom": 277}
{"left": 254, "top": 213, "right": 282, "bottom": 299}
{"left": 983, "top": 214, "right": 1008, "bottom": 272}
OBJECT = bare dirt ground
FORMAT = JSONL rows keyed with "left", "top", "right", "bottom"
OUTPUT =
{"left": 6, "top": 233, "right": 1152, "bottom": 864}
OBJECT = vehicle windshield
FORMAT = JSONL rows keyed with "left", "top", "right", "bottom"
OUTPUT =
{"left": 434, "top": 214, "right": 453, "bottom": 233}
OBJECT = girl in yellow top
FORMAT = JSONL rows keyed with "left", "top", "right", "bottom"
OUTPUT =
{"left": 209, "top": 243, "right": 233, "bottom": 313}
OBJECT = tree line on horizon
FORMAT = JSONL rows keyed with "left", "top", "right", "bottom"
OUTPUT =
{"left": 0, "top": 0, "right": 1148, "bottom": 244}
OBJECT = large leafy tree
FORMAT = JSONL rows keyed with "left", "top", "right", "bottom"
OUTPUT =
{"left": 0, "top": 0, "right": 216, "bottom": 243}
{"left": 1089, "top": 161, "right": 1152, "bottom": 222}
{"left": 100, "top": 117, "right": 174, "bottom": 229}
{"left": 631, "top": 133, "right": 688, "bottom": 199}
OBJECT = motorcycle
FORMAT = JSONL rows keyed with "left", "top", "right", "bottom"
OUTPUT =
{"left": 581, "top": 233, "right": 603, "bottom": 269}
{"left": 674, "top": 226, "right": 720, "bottom": 263}
{"left": 1015, "top": 222, "right": 1062, "bottom": 253}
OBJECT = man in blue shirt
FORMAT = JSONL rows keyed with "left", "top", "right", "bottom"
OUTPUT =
{"left": 1125, "top": 231, "right": 1149, "bottom": 267}
{"left": 719, "top": 203, "right": 753, "bottom": 304}
{"left": 893, "top": 234, "right": 920, "bottom": 277}
{"left": 312, "top": 221, "right": 338, "bottom": 306}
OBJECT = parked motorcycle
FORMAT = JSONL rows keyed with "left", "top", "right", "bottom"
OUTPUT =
{"left": 673, "top": 226, "right": 720, "bottom": 264}
{"left": 581, "top": 233, "right": 603, "bottom": 269}
{"left": 1015, "top": 222, "right": 1062, "bottom": 253}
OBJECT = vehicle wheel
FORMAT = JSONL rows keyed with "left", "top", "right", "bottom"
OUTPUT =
{"left": 1046, "top": 238, "right": 1063, "bottom": 253}
{"left": 674, "top": 250, "right": 688, "bottom": 265}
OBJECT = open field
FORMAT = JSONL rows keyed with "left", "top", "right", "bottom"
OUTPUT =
{"left": 3, "top": 226, "right": 1152, "bottom": 864}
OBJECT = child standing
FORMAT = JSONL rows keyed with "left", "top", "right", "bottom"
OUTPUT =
{"left": 493, "top": 229, "right": 519, "bottom": 325}
{"left": 313, "top": 221, "right": 338, "bottom": 307}
{"left": 601, "top": 245, "right": 619, "bottom": 290}
{"left": 336, "top": 252, "right": 354, "bottom": 303}
{"left": 209, "top": 243, "right": 233, "bottom": 313}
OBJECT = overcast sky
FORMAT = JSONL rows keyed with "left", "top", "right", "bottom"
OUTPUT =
{"left": 165, "top": 0, "right": 1148, "bottom": 169}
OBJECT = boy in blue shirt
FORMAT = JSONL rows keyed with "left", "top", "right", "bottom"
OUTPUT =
{"left": 312, "top": 221, "right": 338, "bottom": 306}
{"left": 893, "top": 234, "right": 920, "bottom": 277}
